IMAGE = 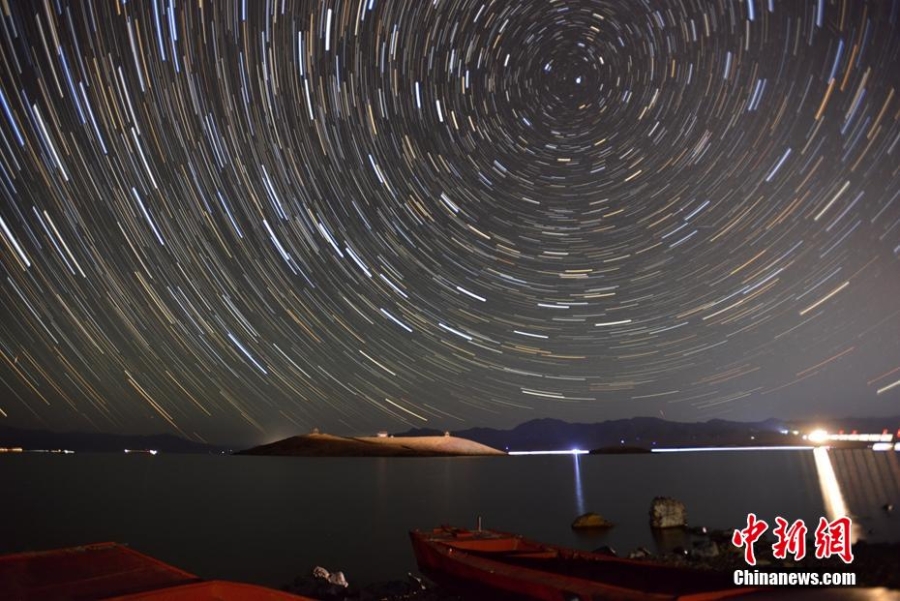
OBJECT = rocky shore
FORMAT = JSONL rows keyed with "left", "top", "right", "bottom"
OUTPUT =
{"left": 666, "top": 531, "right": 900, "bottom": 590}
{"left": 283, "top": 496, "right": 898, "bottom": 599}
{"left": 283, "top": 531, "right": 900, "bottom": 600}
{"left": 284, "top": 574, "right": 465, "bottom": 601}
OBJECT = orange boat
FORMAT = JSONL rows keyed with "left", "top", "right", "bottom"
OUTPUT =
{"left": 410, "top": 526, "right": 758, "bottom": 601}
{"left": 0, "top": 542, "right": 315, "bottom": 601}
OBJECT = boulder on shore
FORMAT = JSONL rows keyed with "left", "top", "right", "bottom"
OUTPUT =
{"left": 649, "top": 496, "right": 687, "bottom": 529}
{"left": 628, "top": 547, "right": 653, "bottom": 560}
{"left": 571, "top": 512, "right": 614, "bottom": 529}
{"left": 312, "top": 566, "right": 349, "bottom": 588}
{"left": 692, "top": 540, "right": 720, "bottom": 558}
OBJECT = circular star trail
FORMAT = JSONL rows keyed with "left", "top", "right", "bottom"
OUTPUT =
{"left": 1, "top": 0, "right": 899, "bottom": 444}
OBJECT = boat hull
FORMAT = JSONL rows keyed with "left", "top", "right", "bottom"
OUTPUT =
{"left": 0, "top": 542, "right": 314, "bottom": 601}
{"left": 410, "top": 527, "right": 755, "bottom": 601}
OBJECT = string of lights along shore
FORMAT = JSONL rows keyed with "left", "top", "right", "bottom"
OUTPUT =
{"left": 0, "top": 0, "right": 898, "bottom": 445}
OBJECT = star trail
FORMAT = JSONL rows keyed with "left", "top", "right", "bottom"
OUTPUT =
{"left": 0, "top": 0, "right": 899, "bottom": 444}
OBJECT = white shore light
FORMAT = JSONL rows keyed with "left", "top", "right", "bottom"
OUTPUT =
{"left": 508, "top": 449, "right": 590, "bottom": 455}
{"left": 807, "top": 429, "right": 829, "bottom": 444}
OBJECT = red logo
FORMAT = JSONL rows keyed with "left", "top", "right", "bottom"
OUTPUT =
{"left": 772, "top": 517, "right": 808, "bottom": 561}
{"left": 813, "top": 516, "right": 854, "bottom": 564}
{"left": 732, "top": 514, "right": 854, "bottom": 565}
{"left": 732, "top": 513, "right": 769, "bottom": 566}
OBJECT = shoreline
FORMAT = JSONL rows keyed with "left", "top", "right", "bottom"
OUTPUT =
{"left": 282, "top": 536, "right": 900, "bottom": 599}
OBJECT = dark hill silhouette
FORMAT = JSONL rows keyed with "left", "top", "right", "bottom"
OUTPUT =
{"left": 397, "top": 416, "right": 900, "bottom": 452}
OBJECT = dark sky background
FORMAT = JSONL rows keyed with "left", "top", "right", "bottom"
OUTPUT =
{"left": 0, "top": 0, "right": 898, "bottom": 446}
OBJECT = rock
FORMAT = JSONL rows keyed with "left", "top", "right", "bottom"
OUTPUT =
{"left": 628, "top": 547, "right": 653, "bottom": 559}
{"left": 692, "top": 540, "right": 719, "bottom": 558}
{"left": 708, "top": 529, "right": 734, "bottom": 543}
{"left": 311, "top": 566, "right": 349, "bottom": 588}
{"left": 687, "top": 526, "right": 708, "bottom": 536}
{"left": 723, "top": 541, "right": 742, "bottom": 555}
{"left": 408, "top": 573, "right": 426, "bottom": 590}
{"left": 591, "top": 545, "right": 617, "bottom": 557}
{"left": 363, "top": 580, "right": 418, "bottom": 598}
{"left": 289, "top": 573, "right": 350, "bottom": 600}
{"left": 571, "top": 512, "right": 614, "bottom": 529}
{"left": 649, "top": 496, "right": 687, "bottom": 529}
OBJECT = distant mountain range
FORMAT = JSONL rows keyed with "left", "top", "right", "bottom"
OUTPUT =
{"left": 396, "top": 416, "right": 900, "bottom": 452}
{"left": 0, "top": 425, "right": 228, "bottom": 454}
{"left": 2, "top": 415, "right": 897, "bottom": 455}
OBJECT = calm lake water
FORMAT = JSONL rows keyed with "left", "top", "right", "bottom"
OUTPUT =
{"left": 1, "top": 449, "right": 898, "bottom": 588}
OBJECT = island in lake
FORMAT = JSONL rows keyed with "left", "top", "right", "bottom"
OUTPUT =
{"left": 236, "top": 431, "right": 505, "bottom": 457}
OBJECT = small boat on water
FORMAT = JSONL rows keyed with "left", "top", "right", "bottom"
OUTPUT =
{"left": 0, "top": 542, "right": 314, "bottom": 600}
{"left": 410, "top": 526, "right": 756, "bottom": 601}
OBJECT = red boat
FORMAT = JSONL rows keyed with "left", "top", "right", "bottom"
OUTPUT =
{"left": 0, "top": 542, "right": 315, "bottom": 601}
{"left": 410, "top": 526, "right": 757, "bottom": 601}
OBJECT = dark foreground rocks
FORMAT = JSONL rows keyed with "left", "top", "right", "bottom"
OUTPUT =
{"left": 284, "top": 537, "right": 900, "bottom": 600}
{"left": 284, "top": 573, "right": 465, "bottom": 601}
{"left": 648, "top": 530, "right": 900, "bottom": 591}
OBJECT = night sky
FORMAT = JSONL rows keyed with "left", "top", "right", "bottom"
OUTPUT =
{"left": 0, "top": 0, "right": 899, "bottom": 445}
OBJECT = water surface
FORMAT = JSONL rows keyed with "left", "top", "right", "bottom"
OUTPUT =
{"left": 2, "top": 449, "right": 897, "bottom": 587}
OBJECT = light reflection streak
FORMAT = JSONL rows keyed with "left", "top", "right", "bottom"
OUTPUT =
{"left": 651, "top": 446, "right": 814, "bottom": 452}
{"left": 508, "top": 449, "right": 590, "bottom": 455}
{"left": 813, "top": 447, "right": 861, "bottom": 543}
{"left": 573, "top": 454, "right": 585, "bottom": 516}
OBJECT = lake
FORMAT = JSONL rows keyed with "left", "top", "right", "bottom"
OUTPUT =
{"left": 1, "top": 449, "right": 898, "bottom": 588}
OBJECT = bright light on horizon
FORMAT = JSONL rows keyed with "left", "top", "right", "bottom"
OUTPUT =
{"left": 807, "top": 429, "right": 829, "bottom": 444}
{"left": 508, "top": 449, "right": 590, "bottom": 456}
{"left": 652, "top": 446, "right": 814, "bottom": 453}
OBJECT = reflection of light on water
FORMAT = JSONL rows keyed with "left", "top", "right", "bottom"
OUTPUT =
{"left": 573, "top": 454, "right": 585, "bottom": 516}
{"left": 813, "top": 447, "right": 861, "bottom": 543}
{"left": 509, "top": 449, "right": 590, "bottom": 455}
{"left": 652, "top": 446, "right": 813, "bottom": 452}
